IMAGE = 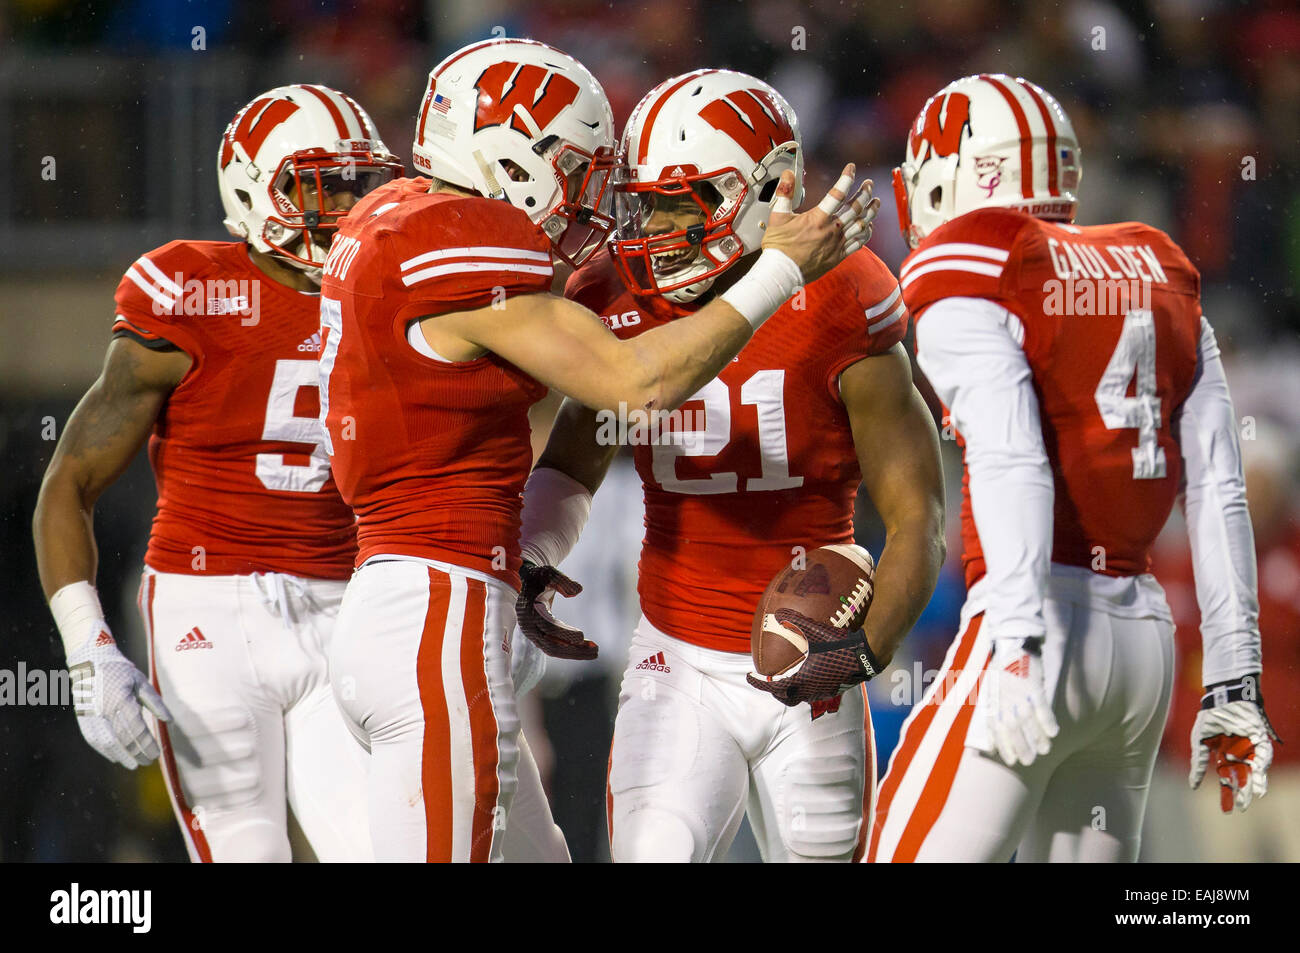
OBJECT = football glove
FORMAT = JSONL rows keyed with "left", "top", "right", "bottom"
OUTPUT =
{"left": 66, "top": 628, "right": 172, "bottom": 769}
{"left": 515, "top": 560, "right": 598, "bottom": 661}
{"left": 1190, "top": 674, "right": 1281, "bottom": 814}
{"left": 746, "top": 608, "right": 883, "bottom": 707}
{"left": 981, "top": 636, "right": 1059, "bottom": 767}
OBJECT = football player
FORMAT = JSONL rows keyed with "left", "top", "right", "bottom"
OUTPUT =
{"left": 33, "top": 86, "right": 401, "bottom": 861}
{"left": 870, "top": 74, "right": 1277, "bottom": 862}
{"left": 318, "top": 40, "right": 877, "bottom": 862}
{"left": 517, "top": 70, "right": 947, "bottom": 862}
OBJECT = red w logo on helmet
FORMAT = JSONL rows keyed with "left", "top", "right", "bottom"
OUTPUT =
{"left": 220, "top": 97, "right": 301, "bottom": 168}
{"left": 473, "top": 62, "right": 580, "bottom": 136}
{"left": 910, "top": 92, "right": 971, "bottom": 161}
{"left": 699, "top": 89, "right": 796, "bottom": 163}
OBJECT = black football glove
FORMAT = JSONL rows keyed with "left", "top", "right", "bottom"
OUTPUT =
{"left": 746, "top": 608, "right": 882, "bottom": 707}
{"left": 516, "top": 560, "right": 598, "bottom": 661}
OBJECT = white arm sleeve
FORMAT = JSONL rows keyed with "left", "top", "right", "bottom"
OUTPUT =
{"left": 518, "top": 466, "right": 593, "bottom": 568}
{"left": 1177, "top": 316, "right": 1262, "bottom": 684}
{"left": 916, "top": 297, "right": 1053, "bottom": 640}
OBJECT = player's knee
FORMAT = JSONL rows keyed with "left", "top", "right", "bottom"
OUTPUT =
{"left": 778, "top": 755, "right": 864, "bottom": 862}
{"left": 613, "top": 807, "right": 698, "bottom": 863}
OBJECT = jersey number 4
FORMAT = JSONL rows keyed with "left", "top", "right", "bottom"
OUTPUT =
{"left": 652, "top": 370, "right": 804, "bottom": 495}
{"left": 1094, "top": 308, "right": 1166, "bottom": 480}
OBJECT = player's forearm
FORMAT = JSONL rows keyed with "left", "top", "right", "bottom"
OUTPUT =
{"left": 617, "top": 301, "right": 753, "bottom": 413}
{"left": 536, "top": 398, "right": 619, "bottom": 494}
{"left": 33, "top": 469, "right": 100, "bottom": 600}
{"left": 1179, "top": 317, "right": 1261, "bottom": 683}
{"left": 967, "top": 452, "right": 1054, "bottom": 637}
{"left": 862, "top": 508, "right": 946, "bottom": 666}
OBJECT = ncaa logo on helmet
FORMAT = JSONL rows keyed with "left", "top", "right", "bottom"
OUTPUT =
{"left": 473, "top": 62, "right": 581, "bottom": 136}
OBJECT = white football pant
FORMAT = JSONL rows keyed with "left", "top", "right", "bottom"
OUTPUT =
{"left": 607, "top": 618, "right": 874, "bottom": 863}
{"left": 140, "top": 568, "right": 371, "bottom": 862}
{"left": 870, "top": 572, "right": 1175, "bottom": 863}
{"left": 330, "top": 557, "right": 567, "bottom": 863}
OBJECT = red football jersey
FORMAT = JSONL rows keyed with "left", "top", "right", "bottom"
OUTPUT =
{"left": 319, "top": 177, "right": 551, "bottom": 586}
{"left": 901, "top": 207, "right": 1203, "bottom": 587}
{"left": 112, "top": 240, "right": 356, "bottom": 579}
{"left": 567, "top": 251, "right": 908, "bottom": 653}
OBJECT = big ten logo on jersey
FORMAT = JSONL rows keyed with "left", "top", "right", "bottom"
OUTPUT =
{"left": 1042, "top": 237, "right": 1167, "bottom": 317}
{"left": 147, "top": 274, "right": 261, "bottom": 326}
{"left": 600, "top": 310, "right": 641, "bottom": 331}
{"left": 323, "top": 234, "right": 363, "bottom": 282}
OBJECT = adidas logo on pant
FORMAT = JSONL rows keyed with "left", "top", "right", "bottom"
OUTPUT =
{"left": 175, "top": 626, "right": 213, "bottom": 651}
{"left": 635, "top": 651, "right": 670, "bottom": 673}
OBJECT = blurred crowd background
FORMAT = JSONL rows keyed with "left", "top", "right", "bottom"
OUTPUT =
{"left": 1, "top": 0, "right": 1296, "bottom": 862}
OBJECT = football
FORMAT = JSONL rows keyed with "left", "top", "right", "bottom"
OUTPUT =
{"left": 750, "top": 543, "right": 876, "bottom": 677}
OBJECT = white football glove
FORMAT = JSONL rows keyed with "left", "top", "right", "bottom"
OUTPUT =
{"left": 1190, "top": 676, "right": 1280, "bottom": 814}
{"left": 981, "top": 636, "right": 1059, "bottom": 767}
{"left": 66, "top": 628, "right": 172, "bottom": 770}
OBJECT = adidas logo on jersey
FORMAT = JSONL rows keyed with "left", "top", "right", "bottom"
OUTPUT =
{"left": 635, "top": 651, "right": 670, "bottom": 673}
{"left": 175, "top": 627, "right": 214, "bottom": 652}
{"left": 298, "top": 332, "right": 322, "bottom": 353}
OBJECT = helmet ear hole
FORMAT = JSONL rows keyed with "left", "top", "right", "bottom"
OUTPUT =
{"left": 757, "top": 179, "right": 778, "bottom": 203}
{"left": 499, "top": 158, "right": 531, "bottom": 183}
{"left": 928, "top": 185, "right": 943, "bottom": 211}
{"left": 235, "top": 189, "right": 253, "bottom": 211}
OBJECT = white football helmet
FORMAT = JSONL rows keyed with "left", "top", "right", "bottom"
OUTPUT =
{"left": 218, "top": 84, "right": 401, "bottom": 278}
{"left": 412, "top": 38, "right": 618, "bottom": 267}
{"left": 894, "top": 74, "right": 1081, "bottom": 248}
{"left": 611, "top": 69, "right": 803, "bottom": 303}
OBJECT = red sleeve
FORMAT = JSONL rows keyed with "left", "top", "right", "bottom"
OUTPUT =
{"left": 816, "top": 249, "right": 910, "bottom": 401}
{"left": 383, "top": 196, "right": 555, "bottom": 323}
{"left": 899, "top": 207, "right": 1031, "bottom": 320}
{"left": 111, "top": 240, "right": 208, "bottom": 359}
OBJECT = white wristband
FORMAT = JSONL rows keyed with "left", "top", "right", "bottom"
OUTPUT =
{"left": 50, "top": 580, "right": 109, "bottom": 655}
{"left": 720, "top": 248, "right": 803, "bottom": 330}
{"left": 518, "top": 467, "right": 593, "bottom": 568}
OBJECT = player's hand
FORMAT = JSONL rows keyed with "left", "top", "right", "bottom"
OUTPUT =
{"left": 66, "top": 628, "right": 172, "bottom": 769}
{"left": 1190, "top": 676, "right": 1280, "bottom": 813}
{"left": 981, "top": 636, "right": 1059, "bottom": 767}
{"left": 760, "top": 164, "right": 880, "bottom": 285}
{"left": 515, "top": 560, "right": 598, "bottom": 661}
{"left": 746, "top": 608, "right": 882, "bottom": 707}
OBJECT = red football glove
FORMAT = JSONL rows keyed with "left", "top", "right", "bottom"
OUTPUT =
{"left": 515, "top": 560, "right": 598, "bottom": 661}
{"left": 1189, "top": 675, "right": 1281, "bottom": 814}
{"left": 746, "top": 608, "right": 882, "bottom": 707}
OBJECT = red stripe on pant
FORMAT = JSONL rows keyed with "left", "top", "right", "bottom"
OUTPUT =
{"left": 868, "top": 613, "right": 984, "bottom": 861}
{"left": 605, "top": 729, "right": 616, "bottom": 861}
{"left": 852, "top": 685, "right": 876, "bottom": 862}
{"left": 141, "top": 573, "right": 212, "bottom": 863}
{"left": 416, "top": 569, "right": 454, "bottom": 861}
{"left": 459, "top": 578, "right": 500, "bottom": 863}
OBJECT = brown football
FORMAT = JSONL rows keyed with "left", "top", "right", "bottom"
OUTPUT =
{"left": 750, "top": 543, "right": 876, "bottom": 677}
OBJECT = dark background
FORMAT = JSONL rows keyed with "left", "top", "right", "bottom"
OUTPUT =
{"left": 1, "top": 0, "right": 1297, "bottom": 861}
